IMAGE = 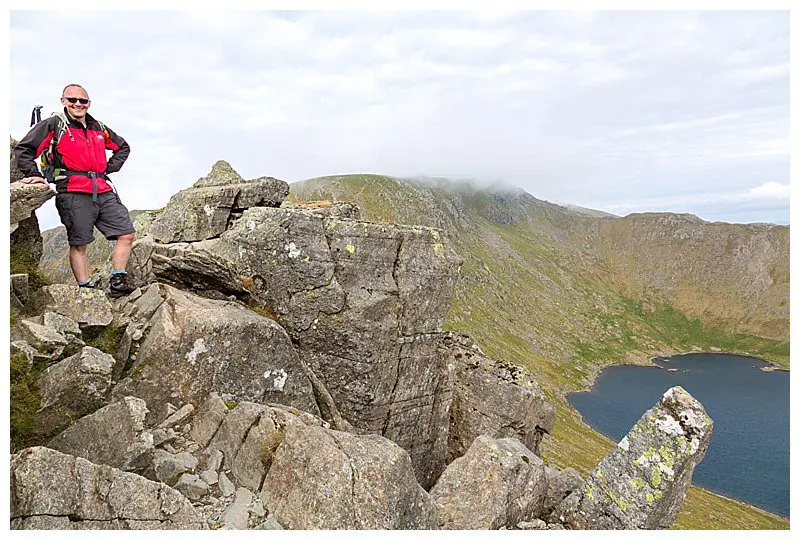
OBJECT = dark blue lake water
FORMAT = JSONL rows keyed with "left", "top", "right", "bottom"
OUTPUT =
{"left": 567, "top": 353, "right": 789, "bottom": 517}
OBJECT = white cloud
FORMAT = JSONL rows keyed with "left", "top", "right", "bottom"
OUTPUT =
{"left": 10, "top": 11, "right": 789, "bottom": 230}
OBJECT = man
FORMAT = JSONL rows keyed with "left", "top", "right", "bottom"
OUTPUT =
{"left": 14, "top": 84, "right": 137, "bottom": 298}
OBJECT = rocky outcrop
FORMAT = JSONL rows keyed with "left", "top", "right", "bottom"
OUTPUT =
{"left": 27, "top": 284, "right": 113, "bottom": 328}
{"left": 442, "top": 332, "right": 555, "bottom": 462}
{"left": 11, "top": 182, "right": 55, "bottom": 234}
{"left": 36, "top": 347, "right": 116, "bottom": 436}
{"left": 112, "top": 284, "right": 318, "bottom": 416}
{"left": 430, "top": 435, "right": 547, "bottom": 529}
{"left": 10, "top": 446, "right": 203, "bottom": 530}
{"left": 263, "top": 421, "right": 437, "bottom": 529}
{"left": 149, "top": 160, "right": 289, "bottom": 243}
{"left": 554, "top": 386, "right": 713, "bottom": 529}
{"left": 47, "top": 396, "right": 153, "bottom": 473}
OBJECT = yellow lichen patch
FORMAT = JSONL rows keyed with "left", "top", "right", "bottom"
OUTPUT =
{"left": 584, "top": 484, "right": 595, "bottom": 501}
{"left": 658, "top": 445, "right": 676, "bottom": 468}
{"left": 433, "top": 243, "right": 444, "bottom": 257}
{"left": 651, "top": 467, "right": 662, "bottom": 487}
{"left": 346, "top": 244, "right": 356, "bottom": 254}
{"left": 629, "top": 477, "right": 646, "bottom": 490}
{"left": 653, "top": 490, "right": 663, "bottom": 501}
{"left": 646, "top": 493, "right": 655, "bottom": 503}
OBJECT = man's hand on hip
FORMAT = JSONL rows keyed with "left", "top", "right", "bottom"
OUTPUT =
{"left": 21, "top": 176, "right": 50, "bottom": 189}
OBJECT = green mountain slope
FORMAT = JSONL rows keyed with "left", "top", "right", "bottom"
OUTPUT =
{"left": 288, "top": 173, "right": 789, "bottom": 530}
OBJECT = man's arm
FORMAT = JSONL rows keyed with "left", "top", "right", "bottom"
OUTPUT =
{"left": 103, "top": 125, "right": 130, "bottom": 174}
{"left": 13, "top": 119, "right": 55, "bottom": 179}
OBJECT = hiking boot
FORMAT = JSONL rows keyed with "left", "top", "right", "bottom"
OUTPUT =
{"left": 108, "top": 273, "right": 136, "bottom": 299}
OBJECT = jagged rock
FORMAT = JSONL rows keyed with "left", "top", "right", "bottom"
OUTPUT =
{"left": 555, "top": 386, "right": 714, "bottom": 530}
{"left": 430, "top": 436, "right": 547, "bottom": 529}
{"left": 11, "top": 274, "right": 29, "bottom": 308}
{"left": 10, "top": 181, "right": 55, "bottom": 233}
{"left": 249, "top": 498, "right": 266, "bottom": 518}
{"left": 10, "top": 340, "right": 48, "bottom": 365}
{"left": 43, "top": 311, "right": 81, "bottom": 336}
{"left": 200, "top": 470, "right": 219, "bottom": 485}
{"left": 112, "top": 285, "right": 318, "bottom": 416}
{"left": 127, "top": 238, "right": 251, "bottom": 298}
{"left": 189, "top": 393, "right": 228, "bottom": 447}
{"left": 192, "top": 160, "right": 244, "bottom": 187}
{"left": 262, "top": 421, "right": 436, "bottom": 530}
{"left": 159, "top": 403, "right": 195, "bottom": 429}
{"left": 219, "top": 487, "right": 253, "bottom": 529}
{"left": 219, "top": 471, "right": 235, "bottom": 497}
{"left": 47, "top": 396, "right": 152, "bottom": 472}
{"left": 204, "top": 402, "right": 294, "bottom": 492}
{"left": 281, "top": 200, "right": 361, "bottom": 220}
{"left": 36, "top": 347, "right": 116, "bottom": 436}
{"left": 10, "top": 446, "right": 203, "bottom": 529}
{"left": 153, "top": 450, "right": 199, "bottom": 483}
{"left": 28, "top": 284, "right": 113, "bottom": 328}
{"left": 206, "top": 448, "right": 224, "bottom": 472}
{"left": 443, "top": 332, "right": 555, "bottom": 463}
{"left": 152, "top": 428, "right": 176, "bottom": 447}
{"left": 173, "top": 474, "right": 209, "bottom": 501}
{"left": 543, "top": 465, "right": 583, "bottom": 519}
{"left": 11, "top": 319, "right": 68, "bottom": 357}
{"left": 149, "top": 162, "right": 289, "bottom": 243}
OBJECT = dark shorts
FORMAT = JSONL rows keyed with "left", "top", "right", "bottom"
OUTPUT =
{"left": 55, "top": 191, "right": 136, "bottom": 246}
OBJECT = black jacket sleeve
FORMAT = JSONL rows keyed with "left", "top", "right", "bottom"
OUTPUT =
{"left": 13, "top": 118, "right": 57, "bottom": 179}
{"left": 103, "top": 125, "right": 130, "bottom": 174}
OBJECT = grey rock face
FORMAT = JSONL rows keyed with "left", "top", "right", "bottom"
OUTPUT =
{"left": 189, "top": 393, "right": 229, "bottom": 447}
{"left": 43, "top": 311, "right": 81, "bottom": 336}
{"left": 173, "top": 473, "right": 209, "bottom": 501}
{"left": 430, "top": 436, "right": 547, "bottom": 530}
{"left": 11, "top": 319, "right": 68, "bottom": 358}
{"left": 28, "top": 284, "right": 113, "bottom": 328}
{"left": 554, "top": 386, "right": 714, "bottom": 530}
{"left": 543, "top": 466, "right": 583, "bottom": 520}
{"left": 36, "top": 346, "right": 116, "bottom": 436}
{"left": 47, "top": 396, "right": 152, "bottom": 472}
{"left": 112, "top": 285, "right": 317, "bottom": 416}
{"left": 128, "top": 238, "right": 251, "bottom": 298}
{"left": 11, "top": 274, "right": 29, "bottom": 308}
{"left": 10, "top": 181, "right": 55, "bottom": 233}
{"left": 10, "top": 446, "right": 203, "bottom": 529}
{"left": 219, "top": 487, "right": 253, "bottom": 529}
{"left": 262, "top": 421, "right": 437, "bottom": 530}
{"left": 153, "top": 450, "right": 199, "bottom": 483}
{"left": 443, "top": 332, "right": 555, "bottom": 462}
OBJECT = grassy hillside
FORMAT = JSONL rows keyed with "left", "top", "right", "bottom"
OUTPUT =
{"left": 288, "top": 173, "right": 789, "bottom": 530}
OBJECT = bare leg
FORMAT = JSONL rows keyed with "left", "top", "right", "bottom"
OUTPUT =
{"left": 111, "top": 233, "right": 136, "bottom": 271}
{"left": 69, "top": 245, "right": 90, "bottom": 282}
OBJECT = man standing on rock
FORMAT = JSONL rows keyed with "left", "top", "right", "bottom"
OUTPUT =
{"left": 14, "top": 84, "right": 137, "bottom": 298}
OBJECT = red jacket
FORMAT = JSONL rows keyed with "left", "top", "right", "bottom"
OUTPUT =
{"left": 14, "top": 108, "right": 130, "bottom": 195}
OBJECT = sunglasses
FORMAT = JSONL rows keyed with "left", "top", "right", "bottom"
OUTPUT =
{"left": 64, "top": 97, "right": 90, "bottom": 104}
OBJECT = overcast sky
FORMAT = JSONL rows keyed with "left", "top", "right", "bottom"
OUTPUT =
{"left": 9, "top": 10, "right": 789, "bottom": 230}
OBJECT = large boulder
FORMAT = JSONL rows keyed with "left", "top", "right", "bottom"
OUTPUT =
{"left": 430, "top": 435, "right": 547, "bottom": 529}
{"left": 262, "top": 421, "right": 437, "bottom": 529}
{"left": 47, "top": 396, "right": 153, "bottom": 472}
{"left": 554, "top": 386, "right": 714, "bottom": 530}
{"left": 36, "top": 346, "right": 116, "bottom": 436}
{"left": 10, "top": 182, "right": 55, "bottom": 234}
{"left": 112, "top": 284, "right": 317, "bottom": 416}
{"left": 10, "top": 446, "right": 203, "bottom": 530}
{"left": 442, "top": 332, "right": 555, "bottom": 462}
{"left": 27, "top": 284, "right": 113, "bottom": 328}
{"left": 149, "top": 161, "right": 289, "bottom": 243}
